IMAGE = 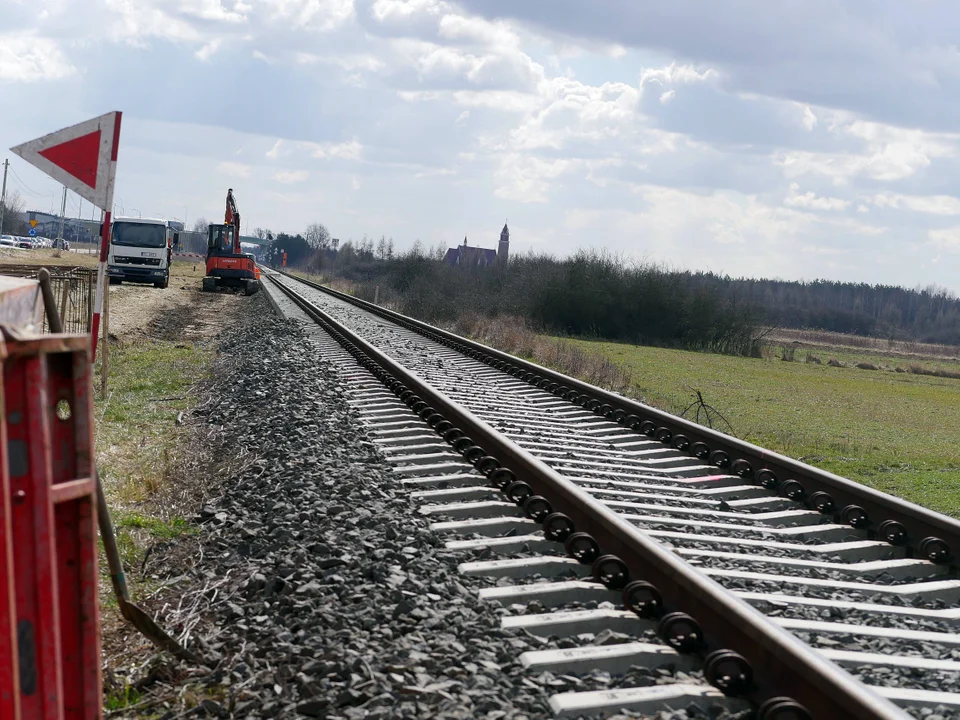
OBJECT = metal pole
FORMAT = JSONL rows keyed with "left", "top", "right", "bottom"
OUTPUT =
{"left": 57, "top": 186, "right": 67, "bottom": 248}
{"left": 101, "top": 281, "right": 109, "bottom": 396}
{"left": 0, "top": 158, "right": 8, "bottom": 237}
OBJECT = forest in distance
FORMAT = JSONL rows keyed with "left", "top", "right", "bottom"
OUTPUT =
{"left": 263, "top": 231, "right": 960, "bottom": 355}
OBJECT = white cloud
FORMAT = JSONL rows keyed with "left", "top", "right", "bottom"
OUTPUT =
{"left": 101, "top": 0, "right": 204, "bottom": 44}
{"left": 266, "top": 140, "right": 283, "bottom": 159}
{"left": 195, "top": 39, "right": 222, "bottom": 61}
{"left": 639, "top": 62, "right": 717, "bottom": 91}
{"left": 274, "top": 169, "right": 309, "bottom": 183}
{"left": 659, "top": 89, "right": 675, "bottom": 105}
{"left": 390, "top": 37, "right": 543, "bottom": 90}
{"left": 437, "top": 13, "right": 519, "bottom": 49}
{"left": 180, "top": 0, "right": 248, "bottom": 23}
{"left": 371, "top": 0, "right": 448, "bottom": 24}
{"left": 0, "top": 34, "right": 76, "bottom": 82}
{"left": 778, "top": 116, "right": 960, "bottom": 184}
{"left": 927, "top": 228, "right": 960, "bottom": 252}
{"left": 870, "top": 192, "right": 960, "bottom": 215}
{"left": 261, "top": 0, "right": 355, "bottom": 31}
{"left": 503, "top": 77, "right": 641, "bottom": 151}
{"left": 800, "top": 105, "right": 817, "bottom": 131}
{"left": 216, "top": 161, "right": 252, "bottom": 178}
{"left": 308, "top": 140, "right": 363, "bottom": 160}
{"left": 265, "top": 139, "right": 363, "bottom": 161}
{"left": 785, "top": 183, "right": 850, "bottom": 211}
{"left": 494, "top": 153, "right": 572, "bottom": 203}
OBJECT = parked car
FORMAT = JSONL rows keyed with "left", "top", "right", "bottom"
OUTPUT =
{"left": 0, "top": 235, "right": 16, "bottom": 248}
{"left": 16, "top": 237, "right": 33, "bottom": 249}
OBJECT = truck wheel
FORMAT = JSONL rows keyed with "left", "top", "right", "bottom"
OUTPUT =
{"left": 155, "top": 275, "right": 169, "bottom": 290}
{"left": 243, "top": 279, "right": 259, "bottom": 296}
{"left": 202, "top": 277, "right": 217, "bottom": 292}
{"left": 109, "top": 278, "right": 121, "bottom": 285}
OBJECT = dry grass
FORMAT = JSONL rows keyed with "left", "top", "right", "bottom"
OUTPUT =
{"left": 907, "top": 363, "right": 960, "bottom": 380}
{"left": 767, "top": 327, "right": 960, "bottom": 361}
{"left": 452, "top": 312, "right": 632, "bottom": 394}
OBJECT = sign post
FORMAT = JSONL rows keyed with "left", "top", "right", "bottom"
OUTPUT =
{"left": 11, "top": 111, "right": 122, "bottom": 361}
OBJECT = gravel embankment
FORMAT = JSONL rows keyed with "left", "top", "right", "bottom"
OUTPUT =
{"left": 112, "top": 299, "right": 743, "bottom": 720}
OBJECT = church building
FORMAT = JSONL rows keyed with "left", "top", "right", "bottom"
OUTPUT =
{"left": 443, "top": 223, "right": 510, "bottom": 268}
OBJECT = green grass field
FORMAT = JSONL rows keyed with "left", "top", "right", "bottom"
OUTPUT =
{"left": 564, "top": 338, "right": 960, "bottom": 516}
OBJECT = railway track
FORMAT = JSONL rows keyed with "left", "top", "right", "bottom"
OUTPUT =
{"left": 263, "top": 268, "right": 960, "bottom": 719}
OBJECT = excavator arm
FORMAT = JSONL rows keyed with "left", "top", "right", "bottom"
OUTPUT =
{"left": 225, "top": 188, "right": 241, "bottom": 254}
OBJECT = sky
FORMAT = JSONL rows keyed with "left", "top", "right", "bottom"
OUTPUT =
{"left": 2, "top": 0, "right": 960, "bottom": 291}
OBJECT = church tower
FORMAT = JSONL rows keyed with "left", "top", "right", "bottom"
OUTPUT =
{"left": 498, "top": 222, "right": 509, "bottom": 264}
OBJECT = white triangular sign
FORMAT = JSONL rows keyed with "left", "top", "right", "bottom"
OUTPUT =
{"left": 10, "top": 111, "right": 122, "bottom": 212}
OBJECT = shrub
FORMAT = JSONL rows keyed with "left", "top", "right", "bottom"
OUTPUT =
{"left": 805, "top": 353, "right": 822, "bottom": 364}
{"left": 781, "top": 346, "right": 795, "bottom": 362}
{"left": 827, "top": 358, "right": 843, "bottom": 367}
{"left": 855, "top": 362, "right": 879, "bottom": 370}
{"left": 906, "top": 363, "right": 960, "bottom": 380}
{"left": 326, "top": 248, "right": 763, "bottom": 356}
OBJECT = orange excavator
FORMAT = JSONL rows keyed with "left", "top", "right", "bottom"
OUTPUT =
{"left": 202, "top": 188, "right": 261, "bottom": 295}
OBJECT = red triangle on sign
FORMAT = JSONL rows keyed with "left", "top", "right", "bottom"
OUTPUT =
{"left": 38, "top": 129, "right": 101, "bottom": 188}
{"left": 11, "top": 110, "right": 121, "bottom": 212}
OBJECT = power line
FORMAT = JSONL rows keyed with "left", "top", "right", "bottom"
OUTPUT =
{"left": 8, "top": 166, "right": 47, "bottom": 199}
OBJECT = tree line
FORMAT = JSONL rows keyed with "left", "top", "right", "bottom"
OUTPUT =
{"left": 307, "top": 245, "right": 763, "bottom": 356}
{"left": 183, "top": 213, "right": 960, "bottom": 350}
{"left": 704, "top": 277, "right": 960, "bottom": 344}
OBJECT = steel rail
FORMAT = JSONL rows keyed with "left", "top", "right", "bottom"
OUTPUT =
{"left": 268, "top": 273, "right": 910, "bottom": 720}
{"left": 278, "top": 270, "right": 960, "bottom": 569}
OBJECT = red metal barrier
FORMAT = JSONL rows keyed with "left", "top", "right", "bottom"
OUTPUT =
{"left": 0, "top": 329, "right": 101, "bottom": 719}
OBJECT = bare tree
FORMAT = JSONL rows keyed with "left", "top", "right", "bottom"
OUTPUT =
{"left": 376, "top": 235, "right": 387, "bottom": 260}
{"left": 304, "top": 222, "right": 331, "bottom": 250}
{"left": 192, "top": 217, "right": 209, "bottom": 234}
{"left": 253, "top": 227, "right": 266, "bottom": 240}
{"left": 387, "top": 237, "right": 394, "bottom": 260}
{"left": 0, "top": 191, "right": 28, "bottom": 236}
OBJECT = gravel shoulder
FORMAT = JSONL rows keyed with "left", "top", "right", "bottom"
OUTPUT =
{"left": 107, "top": 296, "right": 746, "bottom": 720}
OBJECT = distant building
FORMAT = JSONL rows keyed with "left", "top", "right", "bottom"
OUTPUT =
{"left": 26, "top": 210, "right": 96, "bottom": 243}
{"left": 443, "top": 223, "right": 509, "bottom": 267}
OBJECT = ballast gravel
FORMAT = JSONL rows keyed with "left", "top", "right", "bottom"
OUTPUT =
{"left": 267, "top": 275, "right": 960, "bottom": 720}
{"left": 119, "top": 299, "right": 743, "bottom": 720}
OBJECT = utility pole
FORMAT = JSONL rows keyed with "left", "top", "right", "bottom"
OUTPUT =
{"left": 0, "top": 158, "right": 8, "bottom": 237}
{"left": 57, "top": 186, "right": 67, "bottom": 249}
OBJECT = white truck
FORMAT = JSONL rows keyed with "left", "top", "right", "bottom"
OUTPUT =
{"left": 107, "top": 217, "right": 179, "bottom": 289}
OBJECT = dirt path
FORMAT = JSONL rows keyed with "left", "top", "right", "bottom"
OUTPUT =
{"left": 107, "top": 262, "right": 240, "bottom": 344}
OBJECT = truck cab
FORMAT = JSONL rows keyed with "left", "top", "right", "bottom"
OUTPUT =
{"left": 107, "top": 217, "right": 179, "bottom": 288}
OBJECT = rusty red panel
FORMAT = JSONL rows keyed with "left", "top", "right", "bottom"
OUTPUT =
{"left": 1, "top": 335, "right": 101, "bottom": 720}
{"left": 0, "top": 342, "right": 21, "bottom": 720}
{"left": 8, "top": 352, "right": 63, "bottom": 720}
{"left": 48, "top": 351, "right": 100, "bottom": 720}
